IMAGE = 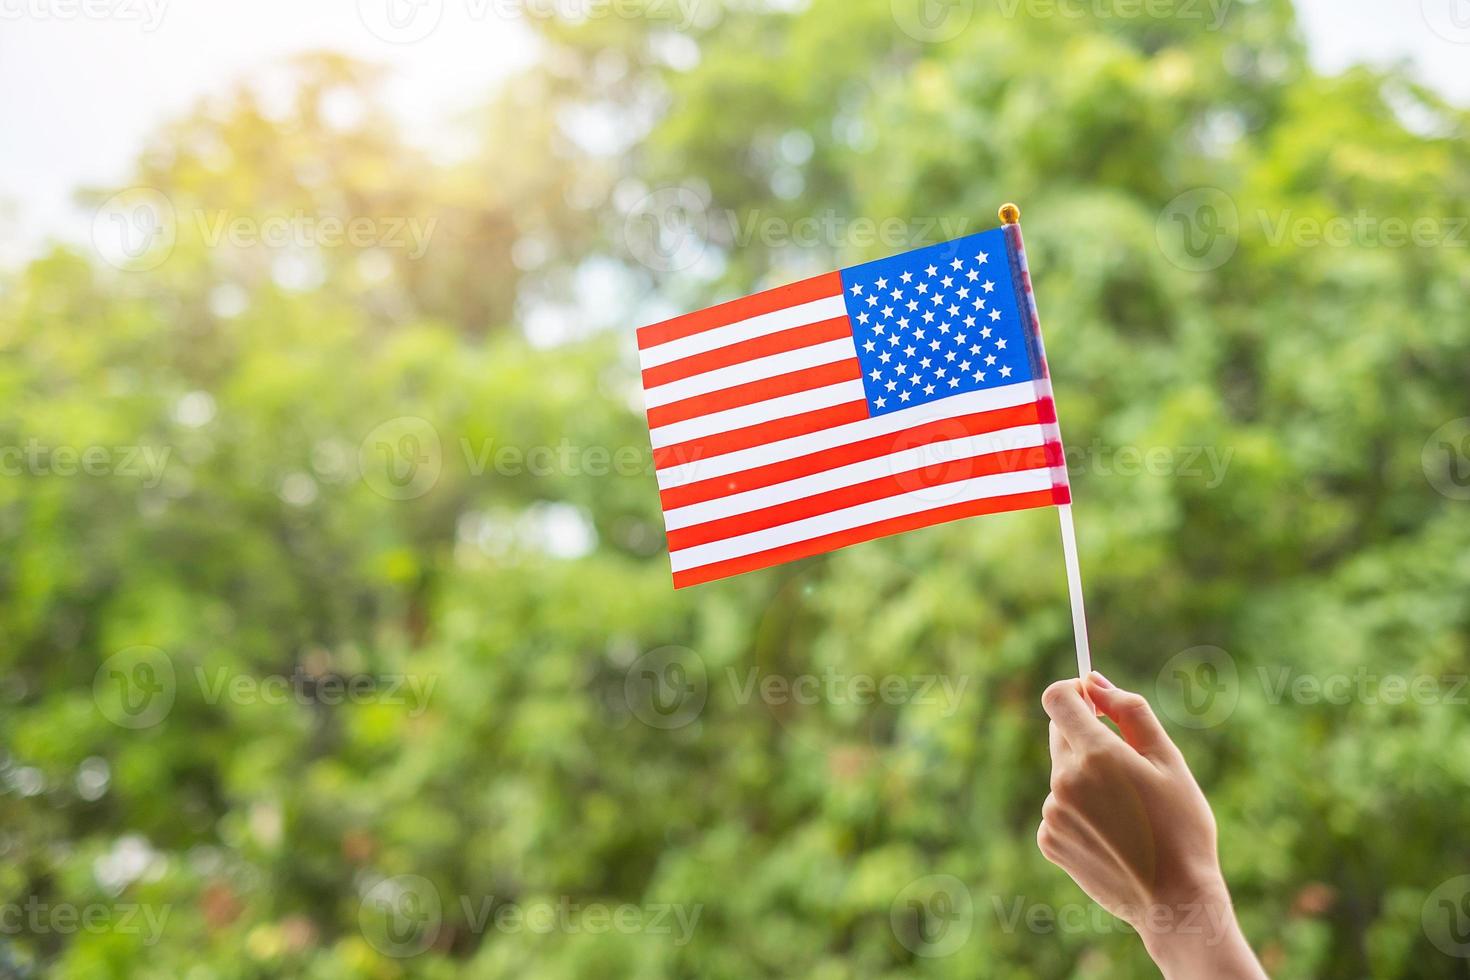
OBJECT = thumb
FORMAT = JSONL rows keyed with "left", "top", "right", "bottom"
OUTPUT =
{"left": 1085, "top": 672, "right": 1179, "bottom": 763}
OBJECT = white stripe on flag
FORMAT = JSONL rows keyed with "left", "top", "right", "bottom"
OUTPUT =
{"left": 668, "top": 467, "right": 1054, "bottom": 572}
{"left": 642, "top": 337, "right": 857, "bottom": 409}
{"left": 638, "top": 295, "right": 847, "bottom": 370}
{"left": 649, "top": 379, "right": 866, "bottom": 450}
{"left": 661, "top": 423, "right": 1047, "bottom": 531}
{"left": 655, "top": 380, "right": 1041, "bottom": 487}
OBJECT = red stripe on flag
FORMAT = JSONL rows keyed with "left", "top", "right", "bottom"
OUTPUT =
{"left": 666, "top": 445, "right": 1054, "bottom": 551}
{"left": 646, "top": 358, "right": 862, "bottom": 429}
{"left": 651, "top": 400, "right": 869, "bottom": 471}
{"left": 670, "top": 488, "right": 1058, "bottom": 588}
{"left": 658, "top": 402, "right": 1044, "bottom": 510}
{"left": 636, "top": 271, "right": 843, "bottom": 349}
{"left": 640, "top": 315, "right": 852, "bottom": 390}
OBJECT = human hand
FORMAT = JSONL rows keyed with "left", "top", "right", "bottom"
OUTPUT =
{"left": 1039, "top": 672, "right": 1266, "bottom": 979}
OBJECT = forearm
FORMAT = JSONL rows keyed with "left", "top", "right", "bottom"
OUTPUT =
{"left": 1138, "top": 889, "right": 1266, "bottom": 980}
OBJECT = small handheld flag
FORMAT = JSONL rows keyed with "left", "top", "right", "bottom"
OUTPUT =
{"left": 636, "top": 204, "right": 1091, "bottom": 674}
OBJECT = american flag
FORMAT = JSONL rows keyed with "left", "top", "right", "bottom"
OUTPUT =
{"left": 637, "top": 226, "right": 1071, "bottom": 589}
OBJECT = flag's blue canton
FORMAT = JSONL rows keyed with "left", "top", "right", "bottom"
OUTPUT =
{"left": 839, "top": 229, "right": 1032, "bottom": 417}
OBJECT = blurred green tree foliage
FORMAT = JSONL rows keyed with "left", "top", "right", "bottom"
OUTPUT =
{"left": 1, "top": 1, "right": 1468, "bottom": 977}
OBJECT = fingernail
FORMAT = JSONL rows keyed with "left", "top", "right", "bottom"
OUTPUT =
{"left": 1088, "top": 671, "right": 1113, "bottom": 689}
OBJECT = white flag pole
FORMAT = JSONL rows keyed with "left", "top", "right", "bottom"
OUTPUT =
{"left": 1055, "top": 502, "right": 1091, "bottom": 676}
{"left": 998, "top": 203, "right": 1092, "bottom": 677}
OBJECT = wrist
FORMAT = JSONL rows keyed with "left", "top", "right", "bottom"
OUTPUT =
{"left": 1135, "top": 881, "right": 1262, "bottom": 980}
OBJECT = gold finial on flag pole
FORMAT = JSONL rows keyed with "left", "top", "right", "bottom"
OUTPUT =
{"left": 998, "top": 202, "right": 1021, "bottom": 225}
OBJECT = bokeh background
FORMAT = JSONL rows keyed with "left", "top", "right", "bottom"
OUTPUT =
{"left": 3, "top": 0, "right": 1470, "bottom": 976}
